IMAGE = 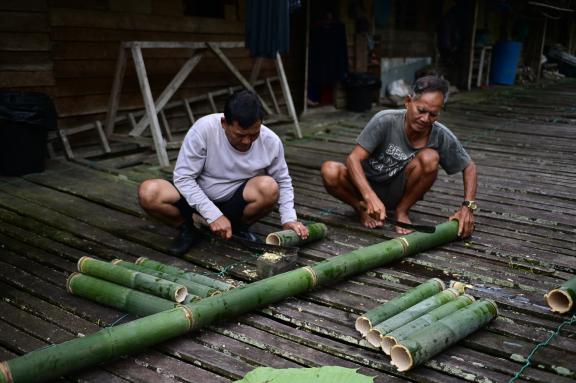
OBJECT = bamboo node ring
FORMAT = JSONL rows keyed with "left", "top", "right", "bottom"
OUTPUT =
{"left": 302, "top": 266, "right": 318, "bottom": 288}
{"left": 397, "top": 237, "right": 410, "bottom": 255}
{"left": 180, "top": 305, "right": 195, "bottom": 329}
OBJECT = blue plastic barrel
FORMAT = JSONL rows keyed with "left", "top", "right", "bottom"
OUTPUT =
{"left": 490, "top": 41, "right": 522, "bottom": 85}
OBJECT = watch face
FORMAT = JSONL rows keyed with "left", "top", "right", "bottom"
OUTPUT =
{"left": 464, "top": 201, "right": 477, "bottom": 210}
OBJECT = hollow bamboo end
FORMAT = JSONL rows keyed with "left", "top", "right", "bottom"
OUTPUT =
{"left": 66, "top": 272, "right": 81, "bottom": 294}
{"left": 174, "top": 287, "right": 188, "bottom": 303}
{"left": 0, "top": 361, "right": 13, "bottom": 383}
{"left": 546, "top": 289, "right": 573, "bottom": 314}
{"left": 135, "top": 257, "right": 148, "bottom": 265}
{"left": 484, "top": 298, "right": 499, "bottom": 316}
{"left": 355, "top": 316, "right": 372, "bottom": 336}
{"left": 381, "top": 335, "right": 397, "bottom": 355}
{"left": 77, "top": 256, "right": 91, "bottom": 272}
{"left": 391, "top": 344, "right": 413, "bottom": 372}
{"left": 265, "top": 233, "right": 281, "bottom": 246}
{"left": 449, "top": 280, "right": 467, "bottom": 294}
{"left": 431, "top": 278, "right": 446, "bottom": 291}
{"left": 366, "top": 328, "right": 383, "bottom": 348}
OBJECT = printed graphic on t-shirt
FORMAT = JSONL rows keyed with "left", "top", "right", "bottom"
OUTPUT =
{"left": 367, "top": 143, "right": 414, "bottom": 178}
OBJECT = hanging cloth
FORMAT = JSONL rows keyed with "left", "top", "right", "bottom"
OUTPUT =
{"left": 246, "top": 0, "right": 290, "bottom": 58}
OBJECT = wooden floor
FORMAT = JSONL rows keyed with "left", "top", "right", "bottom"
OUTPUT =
{"left": 1, "top": 80, "right": 576, "bottom": 383}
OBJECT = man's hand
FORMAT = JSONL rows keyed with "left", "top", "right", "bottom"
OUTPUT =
{"left": 210, "top": 215, "right": 232, "bottom": 240}
{"left": 283, "top": 221, "right": 309, "bottom": 239}
{"left": 364, "top": 194, "right": 386, "bottom": 221}
{"left": 449, "top": 206, "right": 475, "bottom": 238}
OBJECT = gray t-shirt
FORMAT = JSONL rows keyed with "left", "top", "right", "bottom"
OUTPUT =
{"left": 357, "top": 109, "right": 471, "bottom": 183}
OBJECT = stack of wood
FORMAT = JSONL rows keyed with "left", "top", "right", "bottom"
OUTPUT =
{"left": 355, "top": 278, "right": 497, "bottom": 371}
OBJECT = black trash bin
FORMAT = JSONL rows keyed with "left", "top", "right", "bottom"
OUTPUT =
{"left": 0, "top": 91, "right": 56, "bottom": 176}
{"left": 344, "top": 72, "right": 381, "bottom": 112}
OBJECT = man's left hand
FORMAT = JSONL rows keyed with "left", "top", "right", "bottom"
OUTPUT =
{"left": 449, "top": 206, "right": 475, "bottom": 238}
{"left": 283, "top": 221, "right": 309, "bottom": 239}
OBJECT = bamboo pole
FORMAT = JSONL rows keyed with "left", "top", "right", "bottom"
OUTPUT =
{"left": 67, "top": 273, "right": 178, "bottom": 316}
{"left": 390, "top": 299, "right": 498, "bottom": 372}
{"left": 78, "top": 257, "right": 188, "bottom": 303}
{"left": 0, "top": 221, "right": 459, "bottom": 383}
{"left": 366, "top": 288, "right": 460, "bottom": 348}
{"left": 265, "top": 223, "right": 328, "bottom": 246}
{"left": 111, "top": 259, "right": 220, "bottom": 297}
{"left": 355, "top": 278, "right": 445, "bottom": 337}
{"left": 545, "top": 276, "right": 576, "bottom": 313}
{"left": 135, "top": 257, "right": 233, "bottom": 291}
{"left": 381, "top": 294, "right": 475, "bottom": 355}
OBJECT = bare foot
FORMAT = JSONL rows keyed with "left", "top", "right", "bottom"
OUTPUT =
{"left": 359, "top": 210, "right": 383, "bottom": 228}
{"left": 394, "top": 211, "right": 413, "bottom": 235}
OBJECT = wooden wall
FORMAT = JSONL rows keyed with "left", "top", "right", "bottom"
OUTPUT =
{"left": 0, "top": 0, "right": 299, "bottom": 131}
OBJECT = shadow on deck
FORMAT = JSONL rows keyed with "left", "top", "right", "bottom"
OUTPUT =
{"left": 0, "top": 80, "right": 575, "bottom": 383}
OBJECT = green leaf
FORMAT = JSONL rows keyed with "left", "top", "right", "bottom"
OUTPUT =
{"left": 235, "top": 366, "right": 374, "bottom": 383}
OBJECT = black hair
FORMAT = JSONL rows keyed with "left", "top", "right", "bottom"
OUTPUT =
{"left": 223, "top": 90, "right": 264, "bottom": 129}
{"left": 411, "top": 76, "right": 449, "bottom": 100}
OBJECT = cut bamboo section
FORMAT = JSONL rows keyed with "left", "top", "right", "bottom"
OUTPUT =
{"left": 366, "top": 288, "right": 460, "bottom": 348}
{"left": 78, "top": 257, "right": 188, "bottom": 303}
{"left": 390, "top": 299, "right": 498, "bottom": 372}
{"left": 67, "top": 273, "right": 178, "bottom": 316}
{"left": 355, "top": 278, "right": 445, "bottom": 337}
{"left": 381, "top": 294, "right": 475, "bottom": 355}
{"left": 265, "top": 223, "right": 328, "bottom": 246}
{"left": 0, "top": 220, "right": 459, "bottom": 383}
{"left": 135, "top": 257, "right": 233, "bottom": 291}
{"left": 545, "top": 276, "right": 576, "bottom": 313}
{"left": 112, "top": 259, "right": 220, "bottom": 297}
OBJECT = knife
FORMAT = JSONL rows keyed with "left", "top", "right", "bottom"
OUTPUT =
{"left": 385, "top": 217, "right": 436, "bottom": 233}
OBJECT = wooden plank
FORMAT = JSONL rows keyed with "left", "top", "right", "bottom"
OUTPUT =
{"left": 49, "top": 8, "right": 244, "bottom": 34}
{"left": 0, "top": 11, "right": 48, "bottom": 32}
{"left": 130, "top": 53, "right": 202, "bottom": 136}
{"left": 0, "top": 32, "right": 50, "bottom": 50}
{"left": 131, "top": 46, "right": 170, "bottom": 166}
{"left": 0, "top": 0, "right": 47, "bottom": 11}
{"left": 0, "top": 71, "right": 54, "bottom": 87}
{"left": 105, "top": 45, "right": 127, "bottom": 136}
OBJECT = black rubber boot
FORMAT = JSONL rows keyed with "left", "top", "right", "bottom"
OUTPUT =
{"left": 168, "top": 223, "right": 200, "bottom": 256}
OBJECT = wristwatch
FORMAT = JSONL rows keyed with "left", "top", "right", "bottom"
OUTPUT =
{"left": 462, "top": 200, "right": 478, "bottom": 213}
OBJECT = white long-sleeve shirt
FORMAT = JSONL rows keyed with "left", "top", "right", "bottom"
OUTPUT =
{"left": 173, "top": 113, "right": 298, "bottom": 225}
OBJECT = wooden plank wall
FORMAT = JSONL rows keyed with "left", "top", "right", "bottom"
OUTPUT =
{"left": 0, "top": 0, "right": 288, "bottom": 131}
{"left": 0, "top": 0, "right": 54, "bottom": 91}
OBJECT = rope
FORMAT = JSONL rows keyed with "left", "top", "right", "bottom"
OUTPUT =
{"left": 508, "top": 313, "right": 576, "bottom": 382}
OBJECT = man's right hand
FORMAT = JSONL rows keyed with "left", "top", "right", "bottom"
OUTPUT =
{"left": 210, "top": 215, "right": 232, "bottom": 240}
{"left": 364, "top": 194, "right": 386, "bottom": 221}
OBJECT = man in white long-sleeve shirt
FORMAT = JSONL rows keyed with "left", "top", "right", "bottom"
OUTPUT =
{"left": 138, "top": 91, "right": 308, "bottom": 256}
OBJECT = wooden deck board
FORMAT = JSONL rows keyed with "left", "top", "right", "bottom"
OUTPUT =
{"left": 1, "top": 81, "right": 576, "bottom": 382}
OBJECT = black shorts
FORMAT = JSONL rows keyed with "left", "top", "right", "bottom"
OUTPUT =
{"left": 367, "top": 169, "right": 406, "bottom": 215}
{"left": 173, "top": 181, "right": 249, "bottom": 230}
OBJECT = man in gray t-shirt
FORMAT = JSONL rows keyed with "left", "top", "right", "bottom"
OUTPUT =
{"left": 321, "top": 76, "right": 477, "bottom": 237}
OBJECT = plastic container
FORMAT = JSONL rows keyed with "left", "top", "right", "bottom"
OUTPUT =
{"left": 0, "top": 91, "right": 56, "bottom": 176}
{"left": 490, "top": 41, "right": 522, "bottom": 85}
{"left": 344, "top": 72, "right": 381, "bottom": 112}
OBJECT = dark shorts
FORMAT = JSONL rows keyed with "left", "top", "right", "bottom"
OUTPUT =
{"left": 173, "top": 181, "right": 249, "bottom": 230}
{"left": 367, "top": 169, "right": 406, "bottom": 214}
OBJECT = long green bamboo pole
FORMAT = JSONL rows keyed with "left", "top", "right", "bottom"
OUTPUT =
{"left": 0, "top": 220, "right": 459, "bottom": 383}
{"left": 355, "top": 278, "right": 445, "bottom": 337}
{"left": 390, "top": 299, "right": 498, "bottom": 372}
{"left": 67, "top": 273, "right": 178, "bottom": 316}
{"left": 135, "top": 257, "right": 233, "bottom": 290}
{"left": 365, "top": 288, "right": 460, "bottom": 348}
{"left": 111, "top": 259, "right": 220, "bottom": 297}
{"left": 265, "top": 223, "right": 328, "bottom": 246}
{"left": 545, "top": 276, "right": 576, "bottom": 313}
{"left": 78, "top": 257, "right": 188, "bottom": 302}
{"left": 381, "top": 294, "right": 475, "bottom": 355}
